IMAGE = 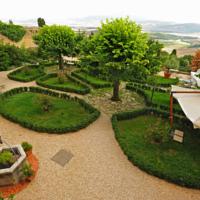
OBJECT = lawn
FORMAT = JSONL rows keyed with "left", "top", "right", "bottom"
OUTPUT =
{"left": 152, "top": 76, "right": 179, "bottom": 86}
{"left": 36, "top": 73, "right": 90, "bottom": 94}
{"left": 114, "top": 113, "right": 200, "bottom": 188}
{"left": 72, "top": 71, "right": 112, "bottom": 88}
{"left": 0, "top": 92, "right": 95, "bottom": 132}
{"left": 144, "top": 90, "right": 181, "bottom": 110}
{"left": 8, "top": 65, "right": 45, "bottom": 82}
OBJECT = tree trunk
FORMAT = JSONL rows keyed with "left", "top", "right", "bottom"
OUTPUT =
{"left": 58, "top": 53, "right": 64, "bottom": 71}
{"left": 150, "top": 88, "right": 155, "bottom": 103}
{"left": 111, "top": 80, "right": 120, "bottom": 101}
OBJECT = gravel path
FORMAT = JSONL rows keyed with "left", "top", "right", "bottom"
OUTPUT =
{"left": 0, "top": 70, "right": 200, "bottom": 200}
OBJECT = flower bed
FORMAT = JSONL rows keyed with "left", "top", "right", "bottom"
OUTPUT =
{"left": 71, "top": 71, "right": 112, "bottom": 88}
{"left": 7, "top": 65, "right": 45, "bottom": 82}
{"left": 112, "top": 108, "right": 200, "bottom": 188}
{"left": 36, "top": 73, "right": 90, "bottom": 95}
{"left": 0, "top": 87, "right": 100, "bottom": 133}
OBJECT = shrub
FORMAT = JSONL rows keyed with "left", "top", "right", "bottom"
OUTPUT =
{"left": 0, "top": 21, "right": 26, "bottom": 42}
{"left": 21, "top": 163, "right": 34, "bottom": 178}
{"left": 0, "top": 87, "right": 100, "bottom": 134}
{"left": 57, "top": 72, "right": 66, "bottom": 84}
{"left": 0, "top": 150, "right": 13, "bottom": 165}
{"left": 36, "top": 95, "right": 53, "bottom": 112}
{"left": 21, "top": 142, "right": 32, "bottom": 152}
{"left": 0, "top": 194, "right": 15, "bottom": 200}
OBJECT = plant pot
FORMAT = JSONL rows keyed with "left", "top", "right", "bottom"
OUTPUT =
{"left": 26, "top": 150, "right": 32, "bottom": 157}
{"left": 164, "top": 72, "right": 171, "bottom": 78}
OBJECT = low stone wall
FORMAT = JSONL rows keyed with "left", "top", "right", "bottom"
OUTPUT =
{"left": 0, "top": 145, "right": 26, "bottom": 186}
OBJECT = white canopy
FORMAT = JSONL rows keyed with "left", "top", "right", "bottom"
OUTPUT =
{"left": 172, "top": 85, "right": 200, "bottom": 128}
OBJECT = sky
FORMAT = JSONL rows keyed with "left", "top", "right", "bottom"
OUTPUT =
{"left": 0, "top": 0, "right": 199, "bottom": 24}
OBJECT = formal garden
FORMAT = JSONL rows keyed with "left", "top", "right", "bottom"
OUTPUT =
{"left": 0, "top": 18, "right": 199, "bottom": 199}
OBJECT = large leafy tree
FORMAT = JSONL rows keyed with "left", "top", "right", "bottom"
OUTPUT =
{"left": 91, "top": 18, "right": 149, "bottom": 101}
{"left": 34, "top": 25, "right": 76, "bottom": 70}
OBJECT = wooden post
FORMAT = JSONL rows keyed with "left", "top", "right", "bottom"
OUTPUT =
{"left": 170, "top": 93, "right": 173, "bottom": 128}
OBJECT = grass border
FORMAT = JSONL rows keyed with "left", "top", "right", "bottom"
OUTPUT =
{"left": 0, "top": 87, "right": 100, "bottom": 134}
{"left": 7, "top": 65, "right": 45, "bottom": 82}
{"left": 36, "top": 73, "right": 91, "bottom": 95}
{"left": 71, "top": 71, "right": 112, "bottom": 88}
{"left": 111, "top": 107, "right": 200, "bottom": 189}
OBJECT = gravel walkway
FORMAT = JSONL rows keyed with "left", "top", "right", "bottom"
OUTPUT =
{"left": 0, "top": 70, "right": 200, "bottom": 200}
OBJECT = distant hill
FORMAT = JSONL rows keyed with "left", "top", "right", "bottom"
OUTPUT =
{"left": 0, "top": 27, "right": 37, "bottom": 48}
{"left": 147, "top": 23, "right": 200, "bottom": 33}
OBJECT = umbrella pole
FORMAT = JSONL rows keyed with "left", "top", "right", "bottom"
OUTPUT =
{"left": 170, "top": 93, "right": 173, "bottom": 128}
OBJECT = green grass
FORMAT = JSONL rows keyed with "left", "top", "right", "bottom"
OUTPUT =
{"left": 152, "top": 76, "right": 179, "bottom": 86}
{"left": 144, "top": 90, "right": 180, "bottom": 110}
{"left": 72, "top": 71, "right": 112, "bottom": 88}
{"left": 0, "top": 92, "right": 92, "bottom": 130}
{"left": 36, "top": 73, "right": 90, "bottom": 94}
{"left": 43, "top": 77, "right": 86, "bottom": 90}
{"left": 8, "top": 65, "right": 45, "bottom": 82}
{"left": 115, "top": 114, "right": 200, "bottom": 188}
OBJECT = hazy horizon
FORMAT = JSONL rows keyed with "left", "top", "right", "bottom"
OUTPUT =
{"left": 0, "top": 0, "right": 200, "bottom": 25}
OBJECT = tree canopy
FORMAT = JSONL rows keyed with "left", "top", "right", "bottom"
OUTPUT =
{"left": 34, "top": 25, "right": 76, "bottom": 70}
{"left": 81, "top": 18, "right": 150, "bottom": 100}
{"left": 37, "top": 18, "right": 46, "bottom": 27}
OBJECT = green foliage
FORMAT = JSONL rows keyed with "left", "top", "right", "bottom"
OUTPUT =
{"left": 36, "top": 95, "right": 53, "bottom": 112}
{"left": 171, "top": 49, "right": 177, "bottom": 56}
{"left": 21, "top": 142, "right": 32, "bottom": 152}
{"left": 0, "top": 87, "right": 100, "bottom": 133}
{"left": 0, "top": 43, "right": 32, "bottom": 71}
{"left": 36, "top": 73, "right": 90, "bottom": 94}
{"left": 164, "top": 54, "right": 180, "bottom": 69}
{"left": 37, "top": 18, "right": 46, "bottom": 27}
{"left": 8, "top": 65, "right": 45, "bottom": 82}
{"left": 0, "top": 21, "right": 26, "bottom": 42}
{"left": 71, "top": 71, "right": 112, "bottom": 88}
{"left": 57, "top": 72, "right": 66, "bottom": 84}
{"left": 112, "top": 108, "right": 200, "bottom": 188}
{"left": 0, "top": 150, "right": 13, "bottom": 165}
{"left": 0, "top": 194, "right": 15, "bottom": 200}
{"left": 179, "top": 55, "right": 193, "bottom": 72}
{"left": 21, "top": 163, "right": 34, "bottom": 177}
{"left": 34, "top": 25, "right": 76, "bottom": 70}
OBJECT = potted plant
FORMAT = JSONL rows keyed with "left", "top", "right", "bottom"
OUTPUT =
{"left": 21, "top": 142, "right": 32, "bottom": 156}
{"left": 164, "top": 67, "right": 171, "bottom": 78}
{"left": 21, "top": 163, "right": 34, "bottom": 182}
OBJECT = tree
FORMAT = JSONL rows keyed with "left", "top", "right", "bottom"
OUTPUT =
{"left": 143, "top": 40, "right": 163, "bottom": 75}
{"left": 34, "top": 25, "right": 76, "bottom": 70}
{"left": 179, "top": 55, "right": 193, "bottom": 72}
{"left": 37, "top": 18, "right": 46, "bottom": 27}
{"left": 164, "top": 54, "right": 179, "bottom": 69}
{"left": 90, "top": 18, "right": 148, "bottom": 101}
{"left": 171, "top": 49, "right": 177, "bottom": 56}
{"left": 191, "top": 50, "right": 200, "bottom": 71}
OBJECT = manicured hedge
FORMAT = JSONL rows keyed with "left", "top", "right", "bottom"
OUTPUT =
{"left": 71, "top": 71, "right": 112, "bottom": 88}
{"left": 112, "top": 108, "right": 200, "bottom": 188}
{"left": 0, "top": 21, "right": 26, "bottom": 42}
{"left": 7, "top": 65, "right": 45, "bottom": 82}
{"left": 130, "top": 76, "right": 179, "bottom": 87}
{"left": 36, "top": 73, "right": 90, "bottom": 94}
{"left": 126, "top": 83, "right": 184, "bottom": 116}
{"left": 0, "top": 87, "right": 100, "bottom": 133}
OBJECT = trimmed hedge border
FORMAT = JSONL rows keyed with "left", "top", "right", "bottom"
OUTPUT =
{"left": 126, "top": 83, "right": 184, "bottom": 116}
{"left": 7, "top": 65, "right": 45, "bottom": 82}
{"left": 112, "top": 108, "right": 199, "bottom": 189}
{"left": 71, "top": 71, "right": 112, "bottom": 89}
{"left": 0, "top": 87, "right": 100, "bottom": 133}
{"left": 129, "top": 77, "right": 179, "bottom": 88}
{"left": 36, "top": 73, "right": 90, "bottom": 95}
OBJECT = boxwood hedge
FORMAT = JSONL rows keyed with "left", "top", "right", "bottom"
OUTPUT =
{"left": 112, "top": 108, "right": 200, "bottom": 188}
{"left": 126, "top": 83, "right": 184, "bottom": 116}
{"left": 71, "top": 71, "right": 112, "bottom": 88}
{"left": 7, "top": 65, "right": 45, "bottom": 82}
{"left": 36, "top": 73, "right": 91, "bottom": 94}
{"left": 0, "top": 87, "right": 100, "bottom": 133}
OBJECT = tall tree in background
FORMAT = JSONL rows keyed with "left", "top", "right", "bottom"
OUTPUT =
{"left": 91, "top": 18, "right": 148, "bottom": 101}
{"left": 37, "top": 18, "right": 46, "bottom": 27}
{"left": 34, "top": 25, "right": 76, "bottom": 70}
{"left": 191, "top": 50, "right": 200, "bottom": 71}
